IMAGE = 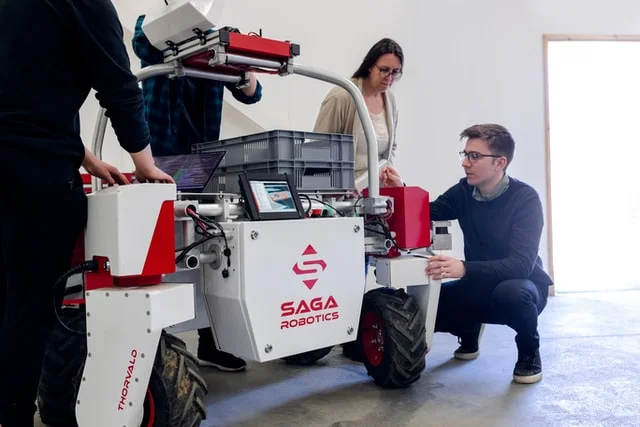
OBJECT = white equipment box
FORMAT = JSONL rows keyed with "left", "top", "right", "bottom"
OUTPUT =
{"left": 203, "top": 217, "right": 365, "bottom": 362}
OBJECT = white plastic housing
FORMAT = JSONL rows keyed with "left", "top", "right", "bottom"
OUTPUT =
{"left": 142, "top": 0, "right": 227, "bottom": 50}
{"left": 203, "top": 217, "right": 366, "bottom": 362}
{"left": 85, "top": 183, "right": 176, "bottom": 277}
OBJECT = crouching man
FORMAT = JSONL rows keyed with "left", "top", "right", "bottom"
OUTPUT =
{"left": 381, "top": 124, "right": 552, "bottom": 384}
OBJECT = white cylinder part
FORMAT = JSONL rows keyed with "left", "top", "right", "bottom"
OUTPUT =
{"left": 174, "top": 200, "right": 199, "bottom": 218}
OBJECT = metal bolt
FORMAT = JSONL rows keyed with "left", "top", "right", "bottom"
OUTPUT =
{"left": 82, "top": 377, "right": 86, "bottom": 382}
{"left": 77, "top": 400, "right": 80, "bottom": 405}
{"left": 86, "top": 292, "right": 90, "bottom": 297}
{"left": 264, "top": 344, "right": 272, "bottom": 354}
{"left": 146, "top": 310, "right": 150, "bottom": 316}
{"left": 86, "top": 312, "right": 91, "bottom": 317}
{"left": 125, "top": 293, "right": 129, "bottom": 298}
{"left": 105, "top": 292, "right": 110, "bottom": 297}
{"left": 354, "top": 225, "right": 361, "bottom": 233}
{"left": 347, "top": 326, "right": 354, "bottom": 335}
{"left": 147, "top": 329, "right": 151, "bottom": 334}
{"left": 87, "top": 332, "right": 91, "bottom": 337}
{"left": 88, "top": 353, "right": 92, "bottom": 358}
{"left": 129, "top": 402, "right": 133, "bottom": 407}
{"left": 141, "top": 353, "right": 145, "bottom": 358}
{"left": 135, "top": 378, "right": 139, "bottom": 383}
{"left": 104, "top": 261, "right": 111, "bottom": 271}
{"left": 251, "top": 230, "right": 259, "bottom": 240}
{"left": 146, "top": 294, "right": 150, "bottom": 299}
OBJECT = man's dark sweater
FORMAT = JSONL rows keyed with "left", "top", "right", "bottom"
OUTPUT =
{"left": 430, "top": 177, "right": 553, "bottom": 287}
{"left": 0, "top": 0, "right": 150, "bottom": 186}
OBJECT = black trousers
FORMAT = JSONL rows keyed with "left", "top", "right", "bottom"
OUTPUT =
{"left": 0, "top": 183, "right": 87, "bottom": 427}
{"left": 435, "top": 278, "right": 548, "bottom": 354}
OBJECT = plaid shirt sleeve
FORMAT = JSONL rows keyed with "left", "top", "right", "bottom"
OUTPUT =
{"left": 132, "top": 16, "right": 264, "bottom": 152}
{"left": 132, "top": 15, "right": 182, "bottom": 156}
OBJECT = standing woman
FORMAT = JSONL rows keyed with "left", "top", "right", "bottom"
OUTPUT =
{"left": 313, "top": 39, "right": 404, "bottom": 362}
{"left": 314, "top": 38, "right": 404, "bottom": 184}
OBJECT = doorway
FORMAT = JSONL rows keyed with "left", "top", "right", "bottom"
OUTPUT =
{"left": 544, "top": 35, "right": 640, "bottom": 293}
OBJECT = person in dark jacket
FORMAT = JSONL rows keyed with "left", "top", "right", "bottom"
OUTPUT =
{"left": 0, "top": 1, "right": 173, "bottom": 425}
{"left": 381, "top": 124, "right": 552, "bottom": 384}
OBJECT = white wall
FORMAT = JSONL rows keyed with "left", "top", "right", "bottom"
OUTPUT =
{"left": 85, "top": 0, "right": 640, "bottom": 268}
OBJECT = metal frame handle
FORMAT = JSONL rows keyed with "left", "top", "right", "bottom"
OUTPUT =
{"left": 90, "top": 59, "right": 380, "bottom": 197}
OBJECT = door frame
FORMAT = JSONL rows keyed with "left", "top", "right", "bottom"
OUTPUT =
{"left": 542, "top": 34, "right": 640, "bottom": 295}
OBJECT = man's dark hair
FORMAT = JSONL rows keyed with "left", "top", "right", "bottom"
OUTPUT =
{"left": 352, "top": 38, "right": 404, "bottom": 79}
{"left": 460, "top": 124, "right": 515, "bottom": 167}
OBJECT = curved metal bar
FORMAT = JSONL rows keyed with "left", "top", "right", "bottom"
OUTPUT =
{"left": 292, "top": 63, "right": 380, "bottom": 198}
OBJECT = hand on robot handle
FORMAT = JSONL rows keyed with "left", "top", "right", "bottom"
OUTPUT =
{"left": 129, "top": 144, "right": 175, "bottom": 184}
{"left": 82, "top": 147, "right": 129, "bottom": 186}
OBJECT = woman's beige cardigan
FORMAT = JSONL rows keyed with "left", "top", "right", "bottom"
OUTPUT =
{"left": 313, "top": 78, "right": 399, "bottom": 178}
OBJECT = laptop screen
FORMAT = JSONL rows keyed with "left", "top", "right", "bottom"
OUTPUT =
{"left": 153, "top": 152, "right": 225, "bottom": 192}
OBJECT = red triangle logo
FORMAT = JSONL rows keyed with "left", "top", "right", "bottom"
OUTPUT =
{"left": 302, "top": 245, "right": 317, "bottom": 256}
{"left": 303, "top": 279, "right": 318, "bottom": 290}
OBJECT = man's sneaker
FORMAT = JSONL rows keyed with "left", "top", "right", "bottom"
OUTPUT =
{"left": 453, "top": 323, "right": 482, "bottom": 360}
{"left": 513, "top": 349, "right": 542, "bottom": 384}
{"left": 198, "top": 348, "right": 247, "bottom": 372}
{"left": 453, "top": 335, "right": 480, "bottom": 360}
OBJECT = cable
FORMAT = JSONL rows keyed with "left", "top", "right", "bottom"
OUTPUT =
{"left": 352, "top": 196, "right": 364, "bottom": 216}
{"left": 188, "top": 209, "right": 229, "bottom": 253}
{"left": 365, "top": 216, "right": 426, "bottom": 252}
{"left": 53, "top": 260, "right": 97, "bottom": 336}
{"left": 308, "top": 197, "right": 345, "bottom": 217}
{"left": 180, "top": 208, "right": 232, "bottom": 276}
{"left": 175, "top": 234, "right": 217, "bottom": 264}
{"left": 300, "top": 194, "right": 312, "bottom": 215}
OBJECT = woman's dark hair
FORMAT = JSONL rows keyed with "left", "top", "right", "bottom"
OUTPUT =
{"left": 352, "top": 38, "right": 404, "bottom": 79}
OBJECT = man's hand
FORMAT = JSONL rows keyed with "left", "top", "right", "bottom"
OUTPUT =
{"left": 129, "top": 145, "right": 175, "bottom": 184}
{"left": 82, "top": 149, "right": 129, "bottom": 186}
{"left": 134, "top": 166, "right": 175, "bottom": 184}
{"left": 242, "top": 72, "right": 258, "bottom": 97}
{"left": 426, "top": 255, "right": 466, "bottom": 280}
{"left": 380, "top": 166, "right": 403, "bottom": 187}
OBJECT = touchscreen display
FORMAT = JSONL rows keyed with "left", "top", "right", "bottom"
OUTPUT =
{"left": 249, "top": 180, "right": 298, "bottom": 213}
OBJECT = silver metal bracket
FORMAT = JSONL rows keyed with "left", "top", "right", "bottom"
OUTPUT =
{"left": 362, "top": 196, "right": 391, "bottom": 216}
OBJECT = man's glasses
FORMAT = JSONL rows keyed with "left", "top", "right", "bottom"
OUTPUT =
{"left": 459, "top": 150, "right": 503, "bottom": 163}
{"left": 376, "top": 65, "right": 403, "bottom": 79}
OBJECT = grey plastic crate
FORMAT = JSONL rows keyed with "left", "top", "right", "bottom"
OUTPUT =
{"left": 193, "top": 130, "right": 355, "bottom": 193}
{"left": 204, "top": 160, "right": 355, "bottom": 194}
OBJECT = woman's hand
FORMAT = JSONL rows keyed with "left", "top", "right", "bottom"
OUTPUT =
{"left": 380, "top": 166, "right": 403, "bottom": 187}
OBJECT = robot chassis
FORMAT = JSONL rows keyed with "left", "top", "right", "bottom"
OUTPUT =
{"left": 36, "top": 10, "right": 452, "bottom": 427}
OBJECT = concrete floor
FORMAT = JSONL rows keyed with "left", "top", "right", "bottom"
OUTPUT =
{"left": 38, "top": 290, "right": 640, "bottom": 426}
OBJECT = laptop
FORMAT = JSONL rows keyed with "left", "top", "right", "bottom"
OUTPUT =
{"left": 153, "top": 152, "right": 225, "bottom": 192}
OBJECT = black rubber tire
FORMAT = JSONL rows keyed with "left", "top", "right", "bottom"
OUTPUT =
{"left": 148, "top": 333, "right": 208, "bottom": 426}
{"left": 37, "top": 308, "right": 86, "bottom": 425}
{"left": 37, "top": 308, "right": 208, "bottom": 426}
{"left": 282, "top": 346, "right": 333, "bottom": 365}
{"left": 359, "top": 288, "right": 427, "bottom": 388}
